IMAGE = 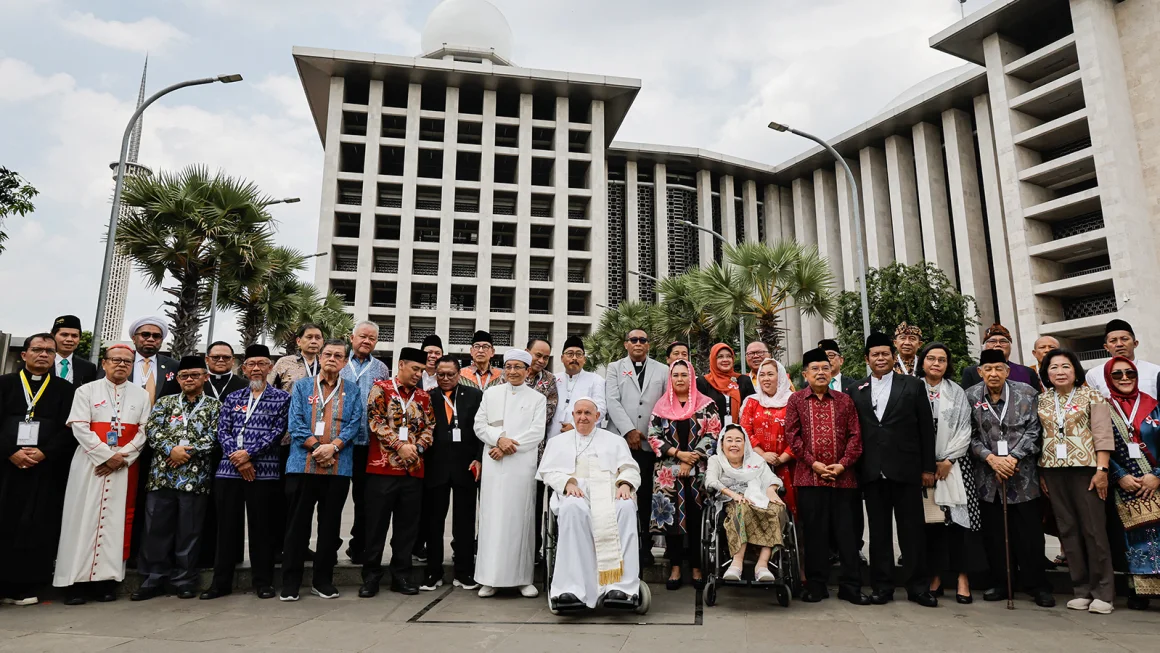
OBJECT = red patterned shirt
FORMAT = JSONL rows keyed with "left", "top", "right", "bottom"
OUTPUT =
{"left": 366, "top": 378, "right": 435, "bottom": 477}
{"left": 786, "top": 388, "right": 862, "bottom": 488}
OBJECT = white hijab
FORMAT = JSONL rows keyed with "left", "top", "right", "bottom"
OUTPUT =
{"left": 714, "top": 424, "right": 776, "bottom": 508}
{"left": 748, "top": 358, "right": 793, "bottom": 409}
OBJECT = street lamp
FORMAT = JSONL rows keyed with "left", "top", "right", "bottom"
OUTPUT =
{"left": 90, "top": 73, "right": 244, "bottom": 364}
{"left": 675, "top": 219, "right": 748, "bottom": 373}
{"left": 203, "top": 197, "right": 303, "bottom": 346}
{"left": 768, "top": 121, "right": 872, "bottom": 341}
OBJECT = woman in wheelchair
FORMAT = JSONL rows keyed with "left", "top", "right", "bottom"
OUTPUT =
{"left": 706, "top": 425, "right": 788, "bottom": 583}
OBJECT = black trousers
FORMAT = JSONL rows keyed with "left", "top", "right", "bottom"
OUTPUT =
{"left": 347, "top": 444, "right": 369, "bottom": 556}
{"left": 269, "top": 444, "right": 291, "bottom": 557}
{"left": 981, "top": 498, "right": 1050, "bottom": 595}
{"left": 282, "top": 474, "right": 350, "bottom": 591}
{"left": 211, "top": 478, "right": 278, "bottom": 590}
{"left": 863, "top": 478, "right": 928, "bottom": 595}
{"left": 361, "top": 474, "right": 423, "bottom": 585}
{"left": 664, "top": 480, "right": 702, "bottom": 568}
{"left": 422, "top": 480, "right": 478, "bottom": 578}
{"left": 631, "top": 447, "right": 655, "bottom": 551}
{"left": 798, "top": 486, "right": 862, "bottom": 596}
{"left": 139, "top": 489, "right": 208, "bottom": 590}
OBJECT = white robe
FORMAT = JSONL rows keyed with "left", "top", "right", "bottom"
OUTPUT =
{"left": 474, "top": 382, "right": 547, "bottom": 588}
{"left": 548, "top": 370, "right": 607, "bottom": 439}
{"left": 54, "top": 379, "right": 151, "bottom": 586}
{"left": 538, "top": 428, "right": 641, "bottom": 607}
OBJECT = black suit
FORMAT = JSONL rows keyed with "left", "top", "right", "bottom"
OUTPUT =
{"left": 850, "top": 373, "right": 936, "bottom": 597}
{"left": 421, "top": 385, "right": 483, "bottom": 580}
{"left": 51, "top": 355, "right": 97, "bottom": 387}
{"left": 696, "top": 375, "right": 755, "bottom": 424}
{"left": 830, "top": 373, "right": 864, "bottom": 550}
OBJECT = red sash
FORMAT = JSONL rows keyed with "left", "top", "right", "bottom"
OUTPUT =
{"left": 91, "top": 421, "right": 140, "bottom": 561}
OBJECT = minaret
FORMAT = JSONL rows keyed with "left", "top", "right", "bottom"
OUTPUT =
{"left": 102, "top": 57, "right": 154, "bottom": 344}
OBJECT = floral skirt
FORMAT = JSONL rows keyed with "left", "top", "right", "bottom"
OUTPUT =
{"left": 723, "top": 501, "right": 784, "bottom": 556}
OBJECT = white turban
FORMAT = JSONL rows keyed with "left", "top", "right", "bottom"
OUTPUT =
{"left": 503, "top": 349, "right": 533, "bottom": 367}
{"left": 128, "top": 316, "right": 168, "bottom": 341}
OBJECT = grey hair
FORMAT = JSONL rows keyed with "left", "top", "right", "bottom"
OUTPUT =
{"left": 353, "top": 320, "right": 379, "bottom": 334}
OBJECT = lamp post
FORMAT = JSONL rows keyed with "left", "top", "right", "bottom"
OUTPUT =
{"left": 675, "top": 219, "right": 748, "bottom": 373}
{"left": 90, "top": 73, "right": 244, "bottom": 365}
{"left": 768, "top": 121, "right": 872, "bottom": 341}
{"left": 203, "top": 197, "right": 302, "bottom": 347}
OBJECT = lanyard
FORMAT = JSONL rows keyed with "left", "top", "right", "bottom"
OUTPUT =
{"left": 239, "top": 389, "right": 264, "bottom": 435}
{"left": 346, "top": 357, "right": 373, "bottom": 382}
{"left": 19, "top": 371, "right": 50, "bottom": 421}
{"left": 302, "top": 355, "right": 319, "bottom": 378}
{"left": 983, "top": 383, "right": 1010, "bottom": 425}
{"left": 207, "top": 373, "right": 233, "bottom": 399}
{"left": 1052, "top": 388, "right": 1078, "bottom": 431}
{"left": 106, "top": 382, "right": 126, "bottom": 431}
{"left": 469, "top": 366, "right": 492, "bottom": 388}
{"left": 1111, "top": 395, "right": 1142, "bottom": 435}
{"left": 180, "top": 394, "right": 207, "bottom": 427}
{"left": 562, "top": 373, "right": 579, "bottom": 406}
{"left": 445, "top": 388, "right": 459, "bottom": 424}
{"left": 314, "top": 377, "right": 343, "bottom": 421}
{"left": 392, "top": 380, "right": 414, "bottom": 420}
{"left": 896, "top": 355, "right": 915, "bottom": 376}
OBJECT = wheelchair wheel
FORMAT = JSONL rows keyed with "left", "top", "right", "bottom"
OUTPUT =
{"left": 704, "top": 579, "right": 717, "bottom": 607}
{"left": 634, "top": 581, "right": 652, "bottom": 615}
{"left": 543, "top": 506, "right": 557, "bottom": 597}
{"left": 775, "top": 585, "right": 790, "bottom": 608}
{"left": 785, "top": 524, "right": 802, "bottom": 596}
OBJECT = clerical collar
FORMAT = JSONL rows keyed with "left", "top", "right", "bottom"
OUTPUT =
{"left": 30, "top": 374, "right": 44, "bottom": 381}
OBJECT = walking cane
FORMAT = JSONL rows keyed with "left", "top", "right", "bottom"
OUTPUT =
{"left": 1001, "top": 478, "right": 1014, "bottom": 610}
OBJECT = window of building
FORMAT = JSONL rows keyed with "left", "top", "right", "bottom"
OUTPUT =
{"left": 568, "top": 196, "right": 590, "bottom": 219}
{"left": 494, "top": 155, "right": 518, "bottom": 184}
{"left": 343, "top": 78, "right": 369, "bottom": 105}
{"left": 454, "top": 188, "right": 480, "bottom": 213}
{"left": 530, "top": 225, "right": 553, "bottom": 249}
{"left": 458, "top": 120, "right": 483, "bottom": 145}
{"left": 531, "top": 158, "right": 554, "bottom": 187}
{"left": 341, "top": 111, "right": 367, "bottom": 136}
{"left": 569, "top": 130, "right": 590, "bottom": 154}
{"left": 371, "top": 281, "right": 397, "bottom": 309}
{"left": 492, "top": 223, "right": 517, "bottom": 248}
{"left": 567, "top": 291, "right": 589, "bottom": 316}
{"left": 532, "top": 127, "right": 555, "bottom": 151}
{"left": 409, "top": 317, "right": 436, "bottom": 342}
{"left": 496, "top": 91, "right": 520, "bottom": 118}
{"left": 456, "top": 151, "right": 482, "bottom": 182}
{"left": 331, "top": 279, "right": 356, "bottom": 306}
{"left": 495, "top": 124, "right": 519, "bottom": 149}
{"left": 491, "top": 254, "right": 515, "bottom": 279}
{"left": 369, "top": 317, "right": 394, "bottom": 343}
{"left": 334, "top": 212, "right": 360, "bottom": 238}
{"left": 459, "top": 86, "right": 484, "bottom": 115}
{"left": 376, "top": 183, "right": 403, "bottom": 208}
{"left": 420, "top": 83, "right": 446, "bottom": 112}
{"left": 379, "top": 146, "right": 405, "bottom": 177}
{"left": 332, "top": 246, "right": 358, "bottom": 272}
{"left": 413, "top": 251, "right": 439, "bottom": 276}
{"left": 417, "top": 149, "right": 443, "bottom": 179}
{"left": 383, "top": 82, "right": 408, "bottom": 108}
{"left": 530, "top": 193, "right": 553, "bottom": 218}
{"left": 339, "top": 142, "right": 365, "bottom": 174}
{"left": 493, "top": 191, "right": 517, "bottom": 216}
{"left": 374, "top": 215, "right": 400, "bottom": 241}
{"left": 452, "top": 219, "right": 479, "bottom": 245}
{"left": 451, "top": 253, "right": 477, "bottom": 278}
{"left": 410, "top": 284, "right": 439, "bottom": 311}
{"left": 568, "top": 226, "right": 590, "bottom": 251}
{"left": 337, "top": 180, "right": 361, "bottom": 206}
{"left": 569, "top": 97, "right": 591, "bottom": 124}
{"left": 529, "top": 289, "right": 552, "bottom": 315}
{"left": 568, "top": 160, "right": 589, "bottom": 189}
{"left": 382, "top": 115, "right": 406, "bottom": 140}
{"left": 372, "top": 248, "right": 398, "bottom": 273}
{"left": 528, "top": 322, "right": 552, "bottom": 343}
{"left": 491, "top": 288, "right": 515, "bottom": 313}
{"left": 529, "top": 257, "right": 552, "bottom": 282}
{"left": 414, "top": 217, "right": 440, "bottom": 243}
{"left": 449, "top": 319, "right": 476, "bottom": 346}
{"left": 416, "top": 186, "right": 441, "bottom": 211}
{"left": 450, "top": 285, "right": 476, "bottom": 311}
{"left": 567, "top": 259, "right": 588, "bottom": 283}
{"left": 532, "top": 94, "right": 556, "bottom": 121}
{"left": 419, "top": 118, "right": 445, "bottom": 142}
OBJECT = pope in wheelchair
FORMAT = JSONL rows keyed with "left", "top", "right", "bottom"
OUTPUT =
{"left": 536, "top": 397, "right": 651, "bottom": 614}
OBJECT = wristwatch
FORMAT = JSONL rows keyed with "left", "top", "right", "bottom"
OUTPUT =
{"left": 310, "top": 442, "right": 321, "bottom": 452}
{"left": 1096, "top": 466, "right": 1110, "bottom": 473}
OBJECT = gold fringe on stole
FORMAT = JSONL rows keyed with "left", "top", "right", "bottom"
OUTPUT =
{"left": 598, "top": 564, "right": 624, "bottom": 586}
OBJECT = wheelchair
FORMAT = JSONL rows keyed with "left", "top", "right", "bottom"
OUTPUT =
{"left": 700, "top": 487, "right": 800, "bottom": 607}
{"left": 542, "top": 494, "right": 652, "bottom": 616}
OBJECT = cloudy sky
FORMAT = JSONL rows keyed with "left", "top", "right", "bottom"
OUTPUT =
{"left": 0, "top": 0, "right": 991, "bottom": 348}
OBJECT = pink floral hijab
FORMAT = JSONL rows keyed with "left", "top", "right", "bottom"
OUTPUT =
{"left": 652, "top": 360, "right": 714, "bottom": 421}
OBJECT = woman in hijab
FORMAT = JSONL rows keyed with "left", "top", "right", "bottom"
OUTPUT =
{"left": 1104, "top": 357, "right": 1160, "bottom": 610}
{"left": 648, "top": 360, "right": 723, "bottom": 590}
{"left": 697, "top": 343, "right": 755, "bottom": 427}
{"left": 706, "top": 424, "right": 787, "bottom": 582}
{"left": 740, "top": 358, "right": 796, "bottom": 515}
{"left": 919, "top": 342, "right": 983, "bottom": 604}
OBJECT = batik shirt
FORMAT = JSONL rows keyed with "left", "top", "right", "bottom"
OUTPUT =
{"left": 967, "top": 381, "right": 1042, "bottom": 504}
{"left": 786, "top": 388, "right": 862, "bottom": 488}
{"left": 367, "top": 379, "right": 435, "bottom": 477}
{"left": 459, "top": 365, "right": 503, "bottom": 391}
{"left": 528, "top": 369, "right": 558, "bottom": 428}
{"left": 215, "top": 386, "right": 291, "bottom": 480}
{"left": 145, "top": 393, "right": 222, "bottom": 494}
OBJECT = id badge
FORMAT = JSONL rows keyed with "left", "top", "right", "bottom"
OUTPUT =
{"left": 16, "top": 421, "right": 39, "bottom": 446}
{"left": 452, "top": 427, "right": 462, "bottom": 443}
{"left": 996, "top": 440, "right": 1008, "bottom": 456}
{"left": 107, "top": 429, "right": 120, "bottom": 447}
{"left": 236, "top": 434, "right": 245, "bottom": 450}
{"left": 179, "top": 438, "right": 190, "bottom": 447}
{"left": 314, "top": 421, "right": 325, "bottom": 436}
{"left": 399, "top": 426, "right": 409, "bottom": 441}
{"left": 1055, "top": 443, "right": 1067, "bottom": 459}
{"left": 1129, "top": 443, "right": 1143, "bottom": 459}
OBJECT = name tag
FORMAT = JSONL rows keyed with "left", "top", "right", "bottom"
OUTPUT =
{"left": 997, "top": 440, "right": 1008, "bottom": 456}
{"left": 107, "top": 429, "right": 119, "bottom": 447}
{"left": 236, "top": 435, "right": 245, "bottom": 449}
{"left": 16, "top": 421, "right": 39, "bottom": 446}
{"left": 1055, "top": 443, "right": 1067, "bottom": 459}
{"left": 1129, "top": 443, "right": 1143, "bottom": 459}
{"left": 452, "top": 427, "right": 461, "bottom": 443}
{"left": 399, "top": 426, "right": 409, "bottom": 442}
{"left": 179, "top": 438, "right": 190, "bottom": 447}
{"left": 314, "top": 421, "right": 325, "bottom": 436}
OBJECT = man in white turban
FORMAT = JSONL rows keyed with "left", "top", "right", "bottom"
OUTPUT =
{"left": 473, "top": 348, "right": 547, "bottom": 598}
{"left": 538, "top": 397, "right": 641, "bottom": 611}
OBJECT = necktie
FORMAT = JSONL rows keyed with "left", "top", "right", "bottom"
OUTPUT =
{"left": 444, "top": 390, "right": 454, "bottom": 423}
{"left": 142, "top": 358, "right": 157, "bottom": 404}
{"left": 60, "top": 358, "right": 70, "bottom": 380}
{"left": 829, "top": 377, "right": 838, "bottom": 390}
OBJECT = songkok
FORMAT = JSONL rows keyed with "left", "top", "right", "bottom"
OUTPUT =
{"left": 979, "top": 349, "right": 1007, "bottom": 366}
{"left": 399, "top": 347, "right": 427, "bottom": 365}
{"left": 573, "top": 396, "right": 601, "bottom": 418}
{"left": 1105, "top": 319, "right": 1134, "bottom": 337}
{"left": 106, "top": 344, "right": 134, "bottom": 356}
{"left": 818, "top": 339, "right": 841, "bottom": 355}
{"left": 983, "top": 323, "right": 1011, "bottom": 341}
{"left": 52, "top": 315, "right": 82, "bottom": 333}
{"left": 894, "top": 321, "right": 922, "bottom": 339}
{"left": 562, "top": 335, "right": 585, "bottom": 352}
{"left": 801, "top": 347, "right": 829, "bottom": 368}
{"left": 503, "top": 348, "right": 532, "bottom": 367}
{"left": 178, "top": 355, "right": 207, "bottom": 371}
{"left": 129, "top": 316, "right": 168, "bottom": 341}
{"left": 244, "top": 344, "right": 271, "bottom": 360}
{"left": 472, "top": 330, "right": 493, "bottom": 345}
{"left": 421, "top": 334, "right": 444, "bottom": 351}
{"left": 865, "top": 332, "right": 894, "bottom": 352}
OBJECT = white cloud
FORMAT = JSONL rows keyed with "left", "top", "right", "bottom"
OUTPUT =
{"left": 0, "top": 58, "right": 74, "bottom": 101}
{"left": 60, "top": 12, "right": 189, "bottom": 54}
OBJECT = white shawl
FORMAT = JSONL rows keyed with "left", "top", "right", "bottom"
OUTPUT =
{"left": 929, "top": 378, "right": 973, "bottom": 514}
{"left": 708, "top": 426, "right": 781, "bottom": 509}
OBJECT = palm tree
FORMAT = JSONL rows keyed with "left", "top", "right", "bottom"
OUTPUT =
{"left": 654, "top": 272, "right": 720, "bottom": 372}
{"left": 690, "top": 240, "right": 837, "bottom": 358}
{"left": 271, "top": 284, "right": 355, "bottom": 354}
{"left": 220, "top": 245, "right": 308, "bottom": 347}
{"left": 583, "top": 300, "right": 658, "bottom": 369}
{"left": 117, "top": 165, "right": 275, "bottom": 356}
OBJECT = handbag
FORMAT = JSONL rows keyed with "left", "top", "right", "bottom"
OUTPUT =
{"left": 922, "top": 488, "right": 947, "bottom": 525}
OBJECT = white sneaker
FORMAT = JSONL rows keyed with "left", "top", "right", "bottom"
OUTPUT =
{"left": 1067, "top": 597, "right": 1093, "bottom": 610}
{"left": 1, "top": 597, "right": 37, "bottom": 606}
{"left": 722, "top": 566, "right": 742, "bottom": 582}
{"left": 311, "top": 586, "right": 340, "bottom": 600}
{"left": 453, "top": 577, "right": 479, "bottom": 590}
{"left": 755, "top": 568, "right": 776, "bottom": 583}
{"left": 1088, "top": 599, "right": 1114, "bottom": 614}
{"left": 520, "top": 584, "right": 540, "bottom": 598}
{"left": 478, "top": 585, "right": 496, "bottom": 598}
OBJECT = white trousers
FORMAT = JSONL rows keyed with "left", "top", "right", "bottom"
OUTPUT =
{"left": 551, "top": 497, "right": 640, "bottom": 608}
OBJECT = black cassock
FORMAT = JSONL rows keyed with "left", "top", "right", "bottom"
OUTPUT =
{"left": 0, "top": 368, "right": 76, "bottom": 585}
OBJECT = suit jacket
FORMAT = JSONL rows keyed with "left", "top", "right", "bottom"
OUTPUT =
{"left": 51, "top": 355, "right": 98, "bottom": 387}
{"left": 101, "top": 354, "right": 181, "bottom": 398}
{"left": 424, "top": 384, "right": 483, "bottom": 488}
{"left": 831, "top": 373, "right": 858, "bottom": 395}
{"left": 696, "top": 374, "right": 755, "bottom": 423}
{"left": 961, "top": 362, "right": 1042, "bottom": 392}
{"left": 850, "top": 373, "right": 936, "bottom": 485}
{"left": 605, "top": 356, "right": 669, "bottom": 449}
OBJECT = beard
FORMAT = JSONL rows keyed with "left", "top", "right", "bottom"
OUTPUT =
{"left": 249, "top": 378, "right": 266, "bottom": 391}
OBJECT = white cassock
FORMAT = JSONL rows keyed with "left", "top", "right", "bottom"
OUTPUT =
{"left": 475, "top": 382, "right": 547, "bottom": 588}
{"left": 54, "top": 379, "right": 151, "bottom": 586}
{"left": 537, "top": 427, "right": 641, "bottom": 607}
{"left": 548, "top": 370, "right": 607, "bottom": 439}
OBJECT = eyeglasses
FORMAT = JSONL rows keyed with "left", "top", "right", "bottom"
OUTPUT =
{"left": 176, "top": 372, "right": 205, "bottom": 380}
{"left": 319, "top": 351, "right": 346, "bottom": 360}
{"left": 747, "top": 350, "right": 770, "bottom": 357}
{"left": 626, "top": 337, "right": 649, "bottom": 344}
{"left": 27, "top": 347, "right": 56, "bottom": 355}
{"left": 207, "top": 354, "right": 233, "bottom": 362}
{"left": 434, "top": 371, "right": 459, "bottom": 379}
{"left": 136, "top": 332, "right": 163, "bottom": 341}
{"left": 984, "top": 338, "right": 1011, "bottom": 346}
{"left": 1110, "top": 369, "right": 1138, "bottom": 380}
{"left": 243, "top": 361, "right": 271, "bottom": 369}
{"left": 106, "top": 358, "right": 134, "bottom": 366}
{"left": 562, "top": 350, "right": 585, "bottom": 359}
{"left": 471, "top": 343, "right": 493, "bottom": 351}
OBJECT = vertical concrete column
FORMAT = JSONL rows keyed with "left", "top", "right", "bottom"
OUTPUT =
{"left": 835, "top": 157, "right": 864, "bottom": 292}
{"left": 779, "top": 186, "right": 801, "bottom": 366}
{"left": 513, "top": 93, "right": 534, "bottom": 344}
{"left": 792, "top": 177, "right": 822, "bottom": 352}
{"left": 435, "top": 86, "right": 459, "bottom": 338}
{"left": 393, "top": 83, "right": 423, "bottom": 352}
{"left": 316, "top": 77, "right": 343, "bottom": 291}
{"left": 912, "top": 121, "right": 956, "bottom": 284}
{"left": 943, "top": 107, "right": 995, "bottom": 347}
{"left": 655, "top": 163, "right": 669, "bottom": 280}
{"left": 763, "top": 185, "right": 780, "bottom": 245}
{"left": 973, "top": 94, "right": 1014, "bottom": 345}
{"left": 552, "top": 97, "right": 572, "bottom": 350}
{"left": 813, "top": 168, "right": 843, "bottom": 295}
{"left": 720, "top": 175, "right": 737, "bottom": 245}
{"left": 696, "top": 170, "right": 715, "bottom": 268}
{"left": 475, "top": 90, "right": 498, "bottom": 326}
{"left": 885, "top": 135, "right": 924, "bottom": 265}
{"left": 625, "top": 159, "right": 640, "bottom": 303}
{"left": 859, "top": 146, "right": 895, "bottom": 268}
{"left": 743, "top": 180, "right": 759, "bottom": 243}
{"left": 590, "top": 101, "right": 609, "bottom": 328}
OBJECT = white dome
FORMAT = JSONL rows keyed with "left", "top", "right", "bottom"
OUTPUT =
{"left": 421, "top": 0, "right": 513, "bottom": 62}
{"left": 881, "top": 63, "right": 980, "bottom": 112}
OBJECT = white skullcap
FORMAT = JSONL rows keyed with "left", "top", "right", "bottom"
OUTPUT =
{"left": 503, "top": 349, "right": 533, "bottom": 366}
{"left": 573, "top": 396, "right": 602, "bottom": 417}
{"left": 128, "top": 316, "right": 168, "bottom": 341}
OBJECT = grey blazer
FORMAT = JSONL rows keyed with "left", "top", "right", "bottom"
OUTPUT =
{"left": 604, "top": 356, "right": 669, "bottom": 449}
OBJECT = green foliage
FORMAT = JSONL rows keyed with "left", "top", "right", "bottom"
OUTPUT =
{"left": 219, "top": 244, "right": 309, "bottom": 347}
{"left": 272, "top": 285, "right": 355, "bottom": 354}
{"left": 77, "top": 330, "right": 93, "bottom": 359}
{"left": 0, "top": 167, "right": 39, "bottom": 256}
{"left": 834, "top": 262, "right": 979, "bottom": 379}
{"left": 584, "top": 301, "right": 659, "bottom": 369}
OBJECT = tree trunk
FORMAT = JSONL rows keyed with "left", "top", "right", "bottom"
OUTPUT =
{"left": 166, "top": 273, "right": 204, "bottom": 358}
{"left": 757, "top": 312, "right": 784, "bottom": 360}
{"left": 238, "top": 305, "right": 264, "bottom": 348}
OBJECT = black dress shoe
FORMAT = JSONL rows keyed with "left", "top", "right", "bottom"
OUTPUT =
{"left": 177, "top": 588, "right": 198, "bottom": 600}
{"left": 554, "top": 592, "right": 585, "bottom": 610}
{"left": 130, "top": 586, "right": 163, "bottom": 601}
{"left": 800, "top": 589, "right": 827, "bottom": 603}
{"left": 956, "top": 593, "right": 973, "bottom": 604}
{"left": 838, "top": 589, "right": 872, "bottom": 606}
{"left": 983, "top": 587, "right": 1008, "bottom": 602}
{"left": 63, "top": 595, "right": 86, "bottom": 606}
{"left": 96, "top": 591, "right": 117, "bottom": 602}
{"left": 930, "top": 587, "right": 944, "bottom": 598}
{"left": 256, "top": 586, "right": 276, "bottom": 599}
{"left": 665, "top": 577, "right": 683, "bottom": 591}
{"left": 358, "top": 582, "right": 379, "bottom": 598}
{"left": 199, "top": 587, "right": 231, "bottom": 600}
{"left": 604, "top": 590, "right": 629, "bottom": 602}
{"left": 1127, "top": 595, "right": 1150, "bottom": 610}
{"left": 870, "top": 589, "right": 893, "bottom": 604}
{"left": 908, "top": 591, "right": 938, "bottom": 608}
{"left": 391, "top": 578, "right": 419, "bottom": 595}
{"left": 691, "top": 576, "right": 706, "bottom": 590}
{"left": 1033, "top": 591, "right": 1056, "bottom": 608}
